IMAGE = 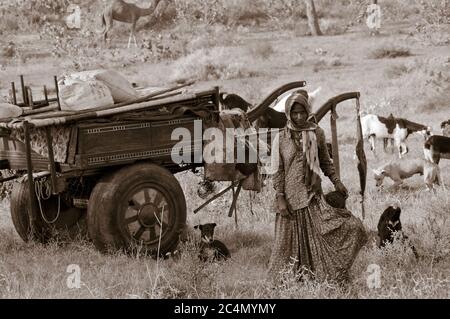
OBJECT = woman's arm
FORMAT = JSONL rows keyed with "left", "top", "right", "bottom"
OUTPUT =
{"left": 317, "top": 127, "right": 349, "bottom": 197}
{"left": 271, "top": 132, "right": 291, "bottom": 216}
{"left": 316, "top": 127, "right": 339, "bottom": 185}
{"left": 272, "top": 132, "right": 285, "bottom": 194}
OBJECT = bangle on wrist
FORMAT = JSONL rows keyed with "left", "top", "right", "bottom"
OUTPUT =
{"left": 276, "top": 192, "right": 285, "bottom": 197}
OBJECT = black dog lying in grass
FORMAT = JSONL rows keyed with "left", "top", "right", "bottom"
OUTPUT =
{"left": 194, "top": 223, "right": 231, "bottom": 262}
{"left": 377, "top": 205, "right": 419, "bottom": 259}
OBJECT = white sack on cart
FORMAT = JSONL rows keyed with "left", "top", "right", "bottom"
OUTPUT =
{"left": 62, "top": 69, "right": 139, "bottom": 103}
{"left": 59, "top": 80, "right": 114, "bottom": 111}
{"left": 0, "top": 103, "right": 24, "bottom": 119}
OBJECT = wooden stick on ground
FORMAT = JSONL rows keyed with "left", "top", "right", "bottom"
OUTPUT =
{"left": 194, "top": 180, "right": 241, "bottom": 214}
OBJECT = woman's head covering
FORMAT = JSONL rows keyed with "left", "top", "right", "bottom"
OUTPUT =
{"left": 285, "top": 90, "right": 310, "bottom": 114}
{"left": 285, "top": 91, "right": 317, "bottom": 132}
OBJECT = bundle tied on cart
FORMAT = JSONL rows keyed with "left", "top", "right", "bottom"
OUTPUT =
{"left": 203, "top": 109, "right": 262, "bottom": 191}
{"left": 9, "top": 126, "right": 72, "bottom": 164}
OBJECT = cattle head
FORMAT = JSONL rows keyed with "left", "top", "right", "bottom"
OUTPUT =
{"left": 372, "top": 168, "right": 386, "bottom": 187}
{"left": 194, "top": 223, "right": 217, "bottom": 244}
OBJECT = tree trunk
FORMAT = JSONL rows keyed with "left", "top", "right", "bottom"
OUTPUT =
{"left": 304, "top": 0, "right": 322, "bottom": 36}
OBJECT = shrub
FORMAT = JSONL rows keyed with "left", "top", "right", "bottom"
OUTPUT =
{"left": 248, "top": 42, "right": 274, "bottom": 60}
{"left": 170, "top": 48, "right": 263, "bottom": 82}
{"left": 384, "top": 63, "right": 409, "bottom": 79}
{"left": 319, "top": 18, "right": 348, "bottom": 36}
{"left": 1, "top": 15, "right": 20, "bottom": 32}
{"left": 368, "top": 45, "right": 412, "bottom": 59}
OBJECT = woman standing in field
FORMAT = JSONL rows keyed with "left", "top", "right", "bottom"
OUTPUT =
{"left": 268, "top": 91, "right": 367, "bottom": 284}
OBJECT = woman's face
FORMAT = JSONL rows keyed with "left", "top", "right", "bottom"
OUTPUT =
{"left": 290, "top": 103, "right": 309, "bottom": 125}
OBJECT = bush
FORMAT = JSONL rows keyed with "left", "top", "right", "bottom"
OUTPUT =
{"left": 248, "top": 42, "right": 274, "bottom": 60}
{"left": 368, "top": 45, "right": 412, "bottom": 59}
{"left": 319, "top": 18, "right": 348, "bottom": 36}
{"left": 1, "top": 15, "right": 20, "bottom": 32}
{"left": 384, "top": 63, "right": 409, "bottom": 79}
{"left": 170, "top": 47, "right": 263, "bottom": 82}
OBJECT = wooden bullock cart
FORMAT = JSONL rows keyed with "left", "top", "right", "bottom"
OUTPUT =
{"left": 0, "top": 77, "right": 365, "bottom": 256}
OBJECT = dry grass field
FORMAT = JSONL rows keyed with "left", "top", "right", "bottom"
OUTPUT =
{"left": 0, "top": 0, "right": 449, "bottom": 298}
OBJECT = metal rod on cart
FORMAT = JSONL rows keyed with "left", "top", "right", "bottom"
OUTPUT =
{"left": 11, "top": 82, "right": 17, "bottom": 105}
{"left": 24, "top": 121, "right": 38, "bottom": 239}
{"left": 54, "top": 76, "right": 61, "bottom": 110}
{"left": 20, "top": 75, "right": 27, "bottom": 105}
{"left": 45, "top": 127, "right": 58, "bottom": 195}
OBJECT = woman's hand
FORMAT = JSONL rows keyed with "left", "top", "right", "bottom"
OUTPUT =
{"left": 277, "top": 195, "right": 292, "bottom": 218}
{"left": 334, "top": 180, "right": 349, "bottom": 199}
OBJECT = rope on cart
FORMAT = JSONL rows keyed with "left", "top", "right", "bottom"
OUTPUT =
{"left": 34, "top": 178, "right": 61, "bottom": 224}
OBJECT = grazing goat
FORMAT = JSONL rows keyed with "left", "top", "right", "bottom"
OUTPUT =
{"left": 423, "top": 135, "right": 450, "bottom": 165}
{"left": 372, "top": 158, "right": 441, "bottom": 190}
{"left": 361, "top": 113, "right": 431, "bottom": 158}
{"left": 441, "top": 120, "right": 450, "bottom": 137}
{"left": 377, "top": 205, "right": 419, "bottom": 259}
{"left": 194, "top": 223, "right": 230, "bottom": 262}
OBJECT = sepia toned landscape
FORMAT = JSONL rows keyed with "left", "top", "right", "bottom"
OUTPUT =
{"left": 0, "top": 0, "right": 449, "bottom": 298}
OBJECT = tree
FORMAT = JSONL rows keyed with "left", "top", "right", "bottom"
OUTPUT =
{"left": 303, "top": 0, "right": 322, "bottom": 36}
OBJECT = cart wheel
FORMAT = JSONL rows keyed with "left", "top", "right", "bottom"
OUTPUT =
{"left": 10, "top": 180, "right": 85, "bottom": 243}
{"left": 87, "top": 163, "right": 186, "bottom": 255}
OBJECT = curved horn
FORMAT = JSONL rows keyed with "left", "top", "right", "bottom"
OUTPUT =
{"left": 309, "top": 86, "right": 322, "bottom": 99}
{"left": 246, "top": 81, "right": 306, "bottom": 122}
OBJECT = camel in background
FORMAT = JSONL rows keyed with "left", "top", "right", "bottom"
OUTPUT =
{"left": 99, "top": 0, "right": 162, "bottom": 48}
